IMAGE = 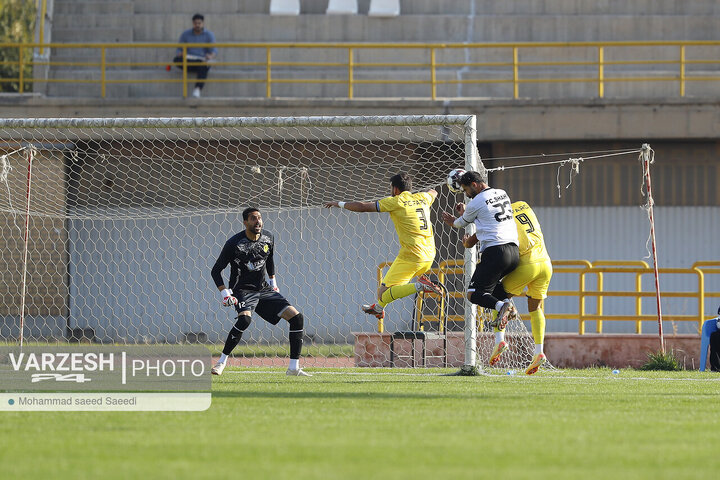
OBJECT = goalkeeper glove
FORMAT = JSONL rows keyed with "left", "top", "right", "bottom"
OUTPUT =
{"left": 268, "top": 277, "right": 279, "bottom": 292}
{"left": 220, "top": 288, "right": 238, "bottom": 307}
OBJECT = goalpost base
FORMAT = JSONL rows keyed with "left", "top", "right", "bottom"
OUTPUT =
{"left": 444, "top": 365, "right": 481, "bottom": 376}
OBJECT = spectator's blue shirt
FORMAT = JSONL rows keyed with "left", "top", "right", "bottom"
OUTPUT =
{"left": 176, "top": 28, "right": 217, "bottom": 57}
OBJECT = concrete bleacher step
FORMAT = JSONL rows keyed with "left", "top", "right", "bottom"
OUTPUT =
{"left": 122, "top": 13, "right": 720, "bottom": 43}
{"left": 400, "top": 0, "right": 720, "bottom": 15}
{"left": 51, "top": 27, "right": 133, "bottom": 43}
{"left": 54, "top": 1, "right": 134, "bottom": 16}
{"left": 133, "top": 0, "right": 272, "bottom": 15}
{"left": 45, "top": 65, "right": 719, "bottom": 99}
{"left": 125, "top": 0, "right": 720, "bottom": 16}
{"left": 53, "top": 13, "right": 137, "bottom": 30}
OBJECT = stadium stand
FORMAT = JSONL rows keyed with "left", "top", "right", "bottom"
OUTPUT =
{"left": 36, "top": 1, "right": 720, "bottom": 98}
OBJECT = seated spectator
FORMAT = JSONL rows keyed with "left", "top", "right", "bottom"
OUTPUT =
{"left": 173, "top": 13, "right": 217, "bottom": 98}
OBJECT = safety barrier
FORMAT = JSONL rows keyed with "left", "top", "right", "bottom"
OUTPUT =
{"left": 373, "top": 260, "right": 720, "bottom": 334}
{"left": 2, "top": 40, "right": 719, "bottom": 98}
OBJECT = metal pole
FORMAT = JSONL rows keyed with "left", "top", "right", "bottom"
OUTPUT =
{"left": 642, "top": 143, "right": 665, "bottom": 353}
{"left": 463, "top": 116, "right": 479, "bottom": 372}
{"left": 19, "top": 147, "right": 34, "bottom": 348}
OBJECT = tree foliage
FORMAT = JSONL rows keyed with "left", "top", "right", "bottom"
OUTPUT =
{"left": 0, "top": 0, "right": 37, "bottom": 92}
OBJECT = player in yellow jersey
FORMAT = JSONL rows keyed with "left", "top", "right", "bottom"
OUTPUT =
{"left": 324, "top": 173, "right": 443, "bottom": 320}
{"left": 462, "top": 200, "right": 552, "bottom": 374}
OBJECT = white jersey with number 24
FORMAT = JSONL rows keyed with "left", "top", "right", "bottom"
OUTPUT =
{"left": 453, "top": 188, "right": 519, "bottom": 252}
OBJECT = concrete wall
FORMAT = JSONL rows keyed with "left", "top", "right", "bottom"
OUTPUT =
{"left": 0, "top": 150, "right": 68, "bottom": 340}
{"left": 353, "top": 332, "right": 705, "bottom": 369}
{"left": 2, "top": 97, "right": 720, "bottom": 142}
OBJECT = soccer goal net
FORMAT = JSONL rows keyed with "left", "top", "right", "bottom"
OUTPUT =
{"left": 0, "top": 115, "right": 540, "bottom": 373}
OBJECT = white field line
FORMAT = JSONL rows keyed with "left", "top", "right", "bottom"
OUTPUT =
{"left": 223, "top": 369, "right": 720, "bottom": 382}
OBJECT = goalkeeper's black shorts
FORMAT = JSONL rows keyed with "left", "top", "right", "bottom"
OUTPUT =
{"left": 233, "top": 288, "right": 292, "bottom": 325}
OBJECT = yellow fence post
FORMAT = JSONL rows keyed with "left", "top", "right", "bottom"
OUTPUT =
{"left": 348, "top": 47, "right": 354, "bottom": 99}
{"left": 679, "top": 45, "right": 686, "bottom": 97}
{"left": 182, "top": 46, "right": 188, "bottom": 98}
{"left": 597, "top": 46, "right": 604, "bottom": 98}
{"left": 512, "top": 47, "right": 519, "bottom": 99}
{"left": 596, "top": 272, "right": 603, "bottom": 333}
{"left": 430, "top": 47, "right": 437, "bottom": 100}
{"left": 635, "top": 273, "right": 643, "bottom": 333}
{"left": 579, "top": 270, "right": 586, "bottom": 334}
{"left": 266, "top": 47, "right": 272, "bottom": 98}
{"left": 100, "top": 46, "right": 106, "bottom": 98}
{"left": 697, "top": 268, "right": 705, "bottom": 332}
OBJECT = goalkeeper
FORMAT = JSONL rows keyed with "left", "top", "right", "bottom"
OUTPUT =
{"left": 210, "top": 207, "right": 311, "bottom": 377}
{"left": 462, "top": 200, "right": 552, "bottom": 375}
{"left": 324, "top": 173, "right": 443, "bottom": 321}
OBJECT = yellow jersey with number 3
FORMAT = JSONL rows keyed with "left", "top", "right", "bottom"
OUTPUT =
{"left": 511, "top": 201, "right": 550, "bottom": 265}
{"left": 377, "top": 191, "right": 436, "bottom": 262}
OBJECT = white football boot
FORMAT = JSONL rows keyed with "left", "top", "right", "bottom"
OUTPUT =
{"left": 211, "top": 360, "right": 226, "bottom": 376}
{"left": 286, "top": 368, "right": 313, "bottom": 377}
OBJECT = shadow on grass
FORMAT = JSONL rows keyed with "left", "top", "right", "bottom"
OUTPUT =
{"left": 211, "top": 390, "right": 491, "bottom": 400}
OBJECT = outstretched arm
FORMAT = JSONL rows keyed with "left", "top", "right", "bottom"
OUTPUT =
{"left": 323, "top": 201, "right": 378, "bottom": 212}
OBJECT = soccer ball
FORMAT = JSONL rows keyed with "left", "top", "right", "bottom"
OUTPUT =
{"left": 446, "top": 168, "right": 466, "bottom": 193}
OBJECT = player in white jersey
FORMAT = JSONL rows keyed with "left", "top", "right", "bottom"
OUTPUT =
{"left": 441, "top": 171, "right": 520, "bottom": 329}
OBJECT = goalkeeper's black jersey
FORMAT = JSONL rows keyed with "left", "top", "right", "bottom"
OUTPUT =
{"left": 211, "top": 230, "right": 275, "bottom": 292}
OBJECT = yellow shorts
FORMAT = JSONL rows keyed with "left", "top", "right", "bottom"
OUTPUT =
{"left": 502, "top": 259, "right": 553, "bottom": 299}
{"left": 382, "top": 257, "right": 434, "bottom": 287}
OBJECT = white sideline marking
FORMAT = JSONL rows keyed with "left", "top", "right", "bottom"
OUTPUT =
{"left": 223, "top": 370, "right": 720, "bottom": 382}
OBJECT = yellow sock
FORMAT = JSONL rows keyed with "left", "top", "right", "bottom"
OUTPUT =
{"left": 378, "top": 283, "right": 417, "bottom": 308}
{"left": 491, "top": 310, "right": 503, "bottom": 332}
{"left": 529, "top": 309, "right": 546, "bottom": 345}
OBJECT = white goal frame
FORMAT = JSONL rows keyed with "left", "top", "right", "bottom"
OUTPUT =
{"left": 0, "top": 114, "right": 490, "bottom": 370}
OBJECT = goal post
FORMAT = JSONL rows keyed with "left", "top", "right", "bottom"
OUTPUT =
{"left": 0, "top": 115, "right": 535, "bottom": 372}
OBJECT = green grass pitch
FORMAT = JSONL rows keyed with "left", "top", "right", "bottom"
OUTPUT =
{"left": 2, "top": 367, "right": 720, "bottom": 480}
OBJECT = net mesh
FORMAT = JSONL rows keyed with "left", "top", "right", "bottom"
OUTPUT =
{"left": 0, "top": 116, "right": 542, "bottom": 373}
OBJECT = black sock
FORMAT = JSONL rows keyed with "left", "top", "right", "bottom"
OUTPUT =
{"left": 288, "top": 313, "right": 304, "bottom": 360}
{"left": 222, "top": 315, "right": 251, "bottom": 356}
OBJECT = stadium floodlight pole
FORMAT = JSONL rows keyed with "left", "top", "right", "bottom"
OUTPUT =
{"left": 642, "top": 143, "right": 665, "bottom": 353}
{"left": 19, "top": 146, "right": 35, "bottom": 349}
{"left": 461, "top": 115, "right": 480, "bottom": 374}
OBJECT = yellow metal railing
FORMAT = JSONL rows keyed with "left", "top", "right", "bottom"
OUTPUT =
{"left": 1, "top": 41, "right": 720, "bottom": 98}
{"left": 377, "top": 260, "right": 720, "bottom": 334}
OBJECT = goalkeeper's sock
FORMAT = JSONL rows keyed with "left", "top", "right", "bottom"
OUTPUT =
{"left": 529, "top": 309, "right": 546, "bottom": 346}
{"left": 378, "top": 283, "right": 417, "bottom": 308}
{"left": 288, "top": 313, "right": 304, "bottom": 362}
{"left": 219, "top": 353, "right": 228, "bottom": 364}
{"left": 534, "top": 344, "right": 544, "bottom": 355}
{"left": 289, "top": 359, "right": 300, "bottom": 370}
{"left": 222, "top": 315, "right": 251, "bottom": 355}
